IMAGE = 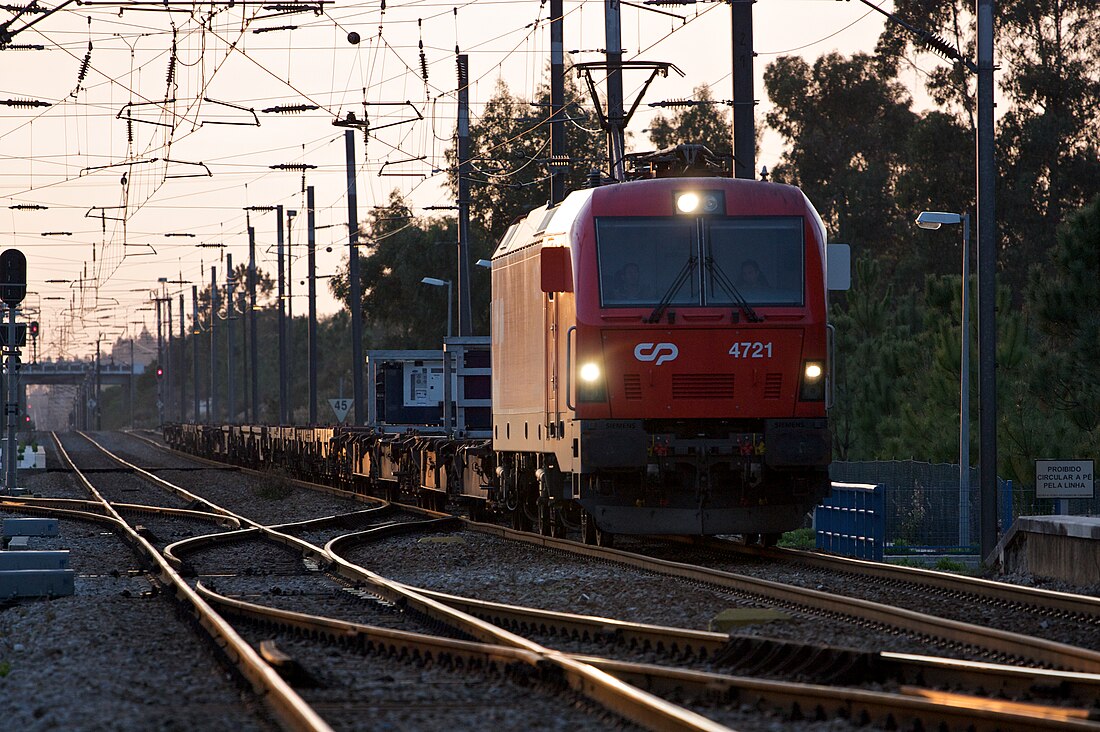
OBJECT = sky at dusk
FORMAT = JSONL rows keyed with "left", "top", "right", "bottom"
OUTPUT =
{"left": 0, "top": 0, "right": 937, "bottom": 359}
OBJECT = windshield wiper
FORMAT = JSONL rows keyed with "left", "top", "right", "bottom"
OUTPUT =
{"left": 706, "top": 256, "right": 763, "bottom": 322}
{"left": 647, "top": 255, "right": 697, "bottom": 323}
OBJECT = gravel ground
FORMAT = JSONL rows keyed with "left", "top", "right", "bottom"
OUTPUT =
{"left": 622, "top": 540, "right": 1100, "bottom": 652}
{"left": 185, "top": 539, "right": 852, "bottom": 732}
{"left": 0, "top": 498, "right": 275, "bottom": 731}
{"left": 341, "top": 529, "right": 964, "bottom": 662}
{"left": 236, "top": 623, "right": 640, "bottom": 732}
{"left": 87, "top": 431, "right": 376, "bottom": 526}
{"left": 16, "top": 428, "right": 1093, "bottom": 731}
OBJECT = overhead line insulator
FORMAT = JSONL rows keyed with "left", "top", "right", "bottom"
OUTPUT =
{"left": 1, "top": 98, "right": 50, "bottom": 108}
{"left": 261, "top": 104, "right": 319, "bottom": 114}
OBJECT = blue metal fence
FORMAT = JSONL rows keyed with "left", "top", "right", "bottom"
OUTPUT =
{"left": 815, "top": 462, "right": 1038, "bottom": 560}
{"left": 814, "top": 482, "right": 884, "bottom": 561}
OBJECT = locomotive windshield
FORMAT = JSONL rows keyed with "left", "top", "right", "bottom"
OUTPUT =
{"left": 706, "top": 217, "right": 804, "bottom": 306}
{"left": 597, "top": 219, "right": 697, "bottom": 307}
{"left": 596, "top": 216, "right": 804, "bottom": 308}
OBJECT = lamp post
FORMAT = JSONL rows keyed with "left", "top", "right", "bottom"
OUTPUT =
{"left": 916, "top": 210, "right": 971, "bottom": 548}
{"left": 420, "top": 277, "right": 452, "bottom": 338}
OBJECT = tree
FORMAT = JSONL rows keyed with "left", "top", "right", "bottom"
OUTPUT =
{"left": 828, "top": 258, "right": 920, "bottom": 460}
{"left": 329, "top": 190, "right": 492, "bottom": 347}
{"left": 447, "top": 70, "right": 603, "bottom": 248}
{"left": 646, "top": 84, "right": 732, "bottom": 157}
{"left": 880, "top": 0, "right": 1100, "bottom": 291}
{"left": 763, "top": 52, "right": 927, "bottom": 287}
{"left": 1027, "top": 195, "right": 1100, "bottom": 453}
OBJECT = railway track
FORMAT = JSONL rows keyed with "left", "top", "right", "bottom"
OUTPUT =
{"left": 459, "top": 520, "right": 1100, "bottom": 673}
{"left": 30, "top": 432, "right": 329, "bottom": 731}
{"left": 62, "top": 432, "right": 729, "bottom": 730}
{"left": 716, "top": 538, "right": 1100, "bottom": 618}
{"left": 108, "top": 429, "right": 1100, "bottom": 728}
{"left": 197, "top": 578, "right": 1100, "bottom": 732}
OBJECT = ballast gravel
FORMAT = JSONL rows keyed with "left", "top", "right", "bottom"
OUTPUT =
{"left": 627, "top": 541, "right": 1100, "bottom": 651}
{"left": 342, "top": 529, "right": 963, "bottom": 661}
{"left": 0, "top": 505, "right": 274, "bottom": 731}
{"left": 12, "top": 429, "right": 1099, "bottom": 731}
{"left": 90, "top": 431, "right": 377, "bottom": 525}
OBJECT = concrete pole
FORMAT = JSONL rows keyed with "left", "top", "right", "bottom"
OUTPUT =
{"left": 5, "top": 306, "right": 17, "bottom": 493}
{"left": 976, "top": 0, "right": 997, "bottom": 561}
{"left": 287, "top": 211, "right": 295, "bottom": 323}
{"left": 166, "top": 298, "right": 173, "bottom": 421}
{"left": 156, "top": 297, "right": 164, "bottom": 425}
{"left": 94, "top": 338, "right": 101, "bottom": 430}
{"left": 286, "top": 209, "right": 297, "bottom": 395}
{"left": 277, "top": 205, "right": 288, "bottom": 424}
{"left": 307, "top": 186, "right": 318, "bottom": 424}
{"left": 178, "top": 293, "right": 185, "bottom": 421}
{"left": 226, "top": 253, "right": 235, "bottom": 423}
{"left": 192, "top": 286, "right": 200, "bottom": 422}
{"left": 209, "top": 265, "right": 218, "bottom": 423}
{"left": 345, "top": 131, "right": 365, "bottom": 425}
{"left": 129, "top": 338, "right": 134, "bottom": 429}
{"left": 550, "top": 0, "right": 566, "bottom": 205}
{"left": 457, "top": 55, "right": 473, "bottom": 336}
{"left": 731, "top": 0, "right": 755, "bottom": 179}
{"left": 960, "top": 214, "right": 971, "bottom": 547}
{"left": 604, "top": 0, "right": 626, "bottom": 180}
{"left": 248, "top": 225, "right": 259, "bottom": 423}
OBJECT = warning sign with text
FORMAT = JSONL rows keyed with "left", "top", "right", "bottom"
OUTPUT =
{"left": 1035, "top": 459, "right": 1095, "bottom": 499}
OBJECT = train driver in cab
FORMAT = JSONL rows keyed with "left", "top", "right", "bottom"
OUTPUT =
{"left": 609, "top": 261, "right": 654, "bottom": 302}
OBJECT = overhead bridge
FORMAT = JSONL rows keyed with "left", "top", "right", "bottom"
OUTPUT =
{"left": 18, "top": 361, "right": 138, "bottom": 386}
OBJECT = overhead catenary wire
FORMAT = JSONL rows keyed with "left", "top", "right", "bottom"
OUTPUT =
{"left": 7, "top": 0, "right": 907, "bottom": 356}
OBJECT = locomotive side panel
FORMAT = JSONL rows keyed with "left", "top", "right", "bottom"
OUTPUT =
{"left": 491, "top": 238, "right": 549, "bottom": 454}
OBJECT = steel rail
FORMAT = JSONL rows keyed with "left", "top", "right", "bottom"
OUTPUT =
{"left": 16, "top": 493, "right": 1100, "bottom": 720}
{"left": 91, "top": 432, "right": 733, "bottom": 732}
{"left": 465, "top": 521, "right": 1100, "bottom": 674}
{"left": 50, "top": 432, "right": 334, "bottom": 732}
{"left": 74, "top": 430, "right": 252, "bottom": 523}
{"left": 168, "top": 515, "right": 1100, "bottom": 708}
{"left": 171, "top": 524, "right": 733, "bottom": 731}
{"left": 327, "top": 514, "right": 1100, "bottom": 705}
{"left": 139, "top": 430, "right": 1100, "bottom": 674}
{"left": 710, "top": 539, "right": 1100, "bottom": 620}
{"left": 3, "top": 495, "right": 241, "bottom": 528}
{"left": 195, "top": 581, "right": 1100, "bottom": 731}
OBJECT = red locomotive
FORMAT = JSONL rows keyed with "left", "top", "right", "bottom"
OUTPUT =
{"left": 165, "top": 149, "right": 837, "bottom": 547}
{"left": 491, "top": 151, "right": 834, "bottom": 544}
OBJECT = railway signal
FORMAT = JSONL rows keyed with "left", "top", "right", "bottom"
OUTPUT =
{"left": 0, "top": 248, "right": 26, "bottom": 496}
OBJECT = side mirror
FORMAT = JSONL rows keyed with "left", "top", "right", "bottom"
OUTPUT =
{"left": 540, "top": 246, "right": 574, "bottom": 293}
{"left": 827, "top": 243, "right": 851, "bottom": 291}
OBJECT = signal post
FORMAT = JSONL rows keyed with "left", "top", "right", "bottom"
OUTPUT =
{"left": 0, "top": 249, "right": 27, "bottom": 496}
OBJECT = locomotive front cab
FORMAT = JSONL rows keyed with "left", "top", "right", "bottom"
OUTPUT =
{"left": 564, "top": 177, "right": 833, "bottom": 536}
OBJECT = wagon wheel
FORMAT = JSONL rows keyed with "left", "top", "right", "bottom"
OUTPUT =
{"left": 580, "top": 510, "right": 612, "bottom": 546}
{"left": 549, "top": 508, "right": 567, "bottom": 539}
{"left": 538, "top": 503, "right": 554, "bottom": 536}
{"left": 511, "top": 502, "right": 532, "bottom": 532}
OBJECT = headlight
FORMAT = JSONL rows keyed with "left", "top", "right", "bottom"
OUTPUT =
{"left": 675, "top": 192, "right": 699, "bottom": 214}
{"left": 675, "top": 190, "right": 724, "bottom": 215}
{"left": 579, "top": 362, "right": 601, "bottom": 383}
{"left": 799, "top": 360, "right": 825, "bottom": 401}
{"left": 576, "top": 361, "right": 606, "bottom": 402}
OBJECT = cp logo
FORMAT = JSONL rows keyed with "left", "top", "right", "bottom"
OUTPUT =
{"left": 634, "top": 342, "right": 679, "bottom": 366}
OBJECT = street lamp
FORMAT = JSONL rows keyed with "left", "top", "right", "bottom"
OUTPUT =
{"left": 916, "top": 210, "right": 971, "bottom": 548}
{"left": 420, "top": 277, "right": 452, "bottom": 338}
